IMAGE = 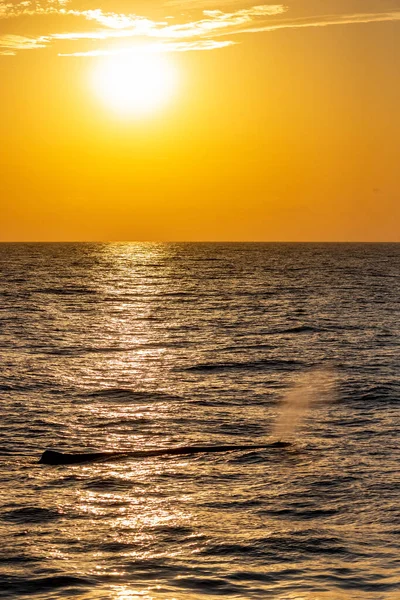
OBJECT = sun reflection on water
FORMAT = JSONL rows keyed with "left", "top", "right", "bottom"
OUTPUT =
{"left": 8, "top": 243, "right": 397, "bottom": 600}
{"left": 109, "top": 585, "right": 179, "bottom": 600}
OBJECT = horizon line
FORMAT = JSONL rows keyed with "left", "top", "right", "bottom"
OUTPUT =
{"left": 1, "top": 240, "right": 399, "bottom": 244}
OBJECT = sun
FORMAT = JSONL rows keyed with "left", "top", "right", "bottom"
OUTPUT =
{"left": 91, "top": 52, "right": 178, "bottom": 117}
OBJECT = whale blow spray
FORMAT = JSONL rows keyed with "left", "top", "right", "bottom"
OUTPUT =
{"left": 273, "top": 369, "right": 337, "bottom": 440}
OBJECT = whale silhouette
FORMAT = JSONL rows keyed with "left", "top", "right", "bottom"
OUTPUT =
{"left": 39, "top": 441, "right": 291, "bottom": 465}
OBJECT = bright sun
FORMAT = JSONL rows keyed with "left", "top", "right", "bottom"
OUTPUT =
{"left": 92, "top": 53, "right": 178, "bottom": 116}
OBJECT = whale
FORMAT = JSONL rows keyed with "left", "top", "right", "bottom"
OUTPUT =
{"left": 39, "top": 441, "right": 291, "bottom": 465}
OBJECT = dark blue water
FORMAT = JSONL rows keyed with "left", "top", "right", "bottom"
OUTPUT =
{"left": 0, "top": 243, "right": 399, "bottom": 599}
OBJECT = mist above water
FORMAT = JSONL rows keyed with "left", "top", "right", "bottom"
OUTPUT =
{"left": 272, "top": 369, "right": 337, "bottom": 441}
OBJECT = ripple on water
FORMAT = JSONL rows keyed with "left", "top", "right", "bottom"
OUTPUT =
{"left": 83, "top": 388, "right": 182, "bottom": 402}
{"left": 183, "top": 358, "right": 305, "bottom": 373}
{"left": 1, "top": 507, "right": 64, "bottom": 524}
{"left": 0, "top": 575, "right": 95, "bottom": 598}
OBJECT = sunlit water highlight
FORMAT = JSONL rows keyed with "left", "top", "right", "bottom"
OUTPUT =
{"left": 0, "top": 243, "right": 399, "bottom": 599}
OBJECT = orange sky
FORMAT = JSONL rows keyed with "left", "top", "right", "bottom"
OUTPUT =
{"left": 1, "top": 0, "right": 399, "bottom": 241}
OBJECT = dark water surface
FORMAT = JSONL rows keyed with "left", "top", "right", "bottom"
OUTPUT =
{"left": 0, "top": 243, "right": 399, "bottom": 599}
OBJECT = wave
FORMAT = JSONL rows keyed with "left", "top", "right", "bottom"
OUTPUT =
{"left": 84, "top": 388, "right": 182, "bottom": 402}
{"left": 33, "top": 286, "right": 97, "bottom": 296}
{"left": 358, "top": 384, "right": 399, "bottom": 402}
{"left": 30, "top": 341, "right": 184, "bottom": 356}
{"left": 341, "top": 383, "right": 399, "bottom": 404}
{"left": 0, "top": 575, "right": 94, "bottom": 597}
{"left": 0, "top": 384, "right": 15, "bottom": 392}
{"left": 277, "top": 325, "right": 322, "bottom": 334}
{"left": 1, "top": 507, "right": 63, "bottom": 524}
{"left": 100, "top": 291, "right": 197, "bottom": 300}
{"left": 171, "top": 574, "right": 241, "bottom": 594}
{"left": 183, "top": 359, "right": 304, "bottom": 373}
{"left": 202, "top": 499, "right": 262, "bottom": 510}
{"left": 30, "top": 346, "right": 130, "bottom": 356}
{"left": 192, "top": 257, "right": 224, "bottom": 262}
{"left": 82, "top": 477, "right": 136, "bottom": 492}
{"left": 266, "top": 506, "right": 339, "bottom": 519}
{"left": 325, "top": 323, "right": 364, "bottom": 331}
{"left": 201, "top": 533, "right": 349, "bottom": 559}
{"left": 89, "top": 417, "right": 151, "bottom": 428}
{"left": 0, "top": 382, "right": 55, "bottom": 393}
{"left": 162, "top": 292, "right": 198, "bottom": 298}
{"left": 314, "top": 573, "right": 399, "bottom": 593}
{"left": 264, "top": 324, "right": 367, "bottom": 335}
{"left": 221, "top": 333, "right": 336, "bottom": 350}
{"left": 0, "top": 446, "right": 18, "bottom": 454}
{"left": 222, "top": 343, "right": 276, "bottom": 351}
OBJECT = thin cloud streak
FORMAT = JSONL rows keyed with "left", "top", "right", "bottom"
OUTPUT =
{"left": 157, "top": 5, "right": 286, "bottom": 38}
{"left": 0, "top": 33, "right": 48, "bottom": 50}
{"left": 58, "top": 40, "right": 236, "bottom": 56}
{"left": 236, "top": 11, "right": 400, "bottom": 35}
{"left": 163, "top": 0, "right": 251, "bottom": 6}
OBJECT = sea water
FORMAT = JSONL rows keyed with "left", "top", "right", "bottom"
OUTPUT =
{"left": 0, "top": 242, "right": 399, "bottom": 599}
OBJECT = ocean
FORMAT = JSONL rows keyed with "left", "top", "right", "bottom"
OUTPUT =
{"left": 0, "top": 242, "right": 399, "bottom": 599}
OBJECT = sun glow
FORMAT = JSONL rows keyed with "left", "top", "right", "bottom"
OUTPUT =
{"left": 91, "top": 53, "right": 178, "bottom": 116}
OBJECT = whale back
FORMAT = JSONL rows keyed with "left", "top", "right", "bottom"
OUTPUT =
{"left": 39, "top": 442, "right": 291, "bottom": 465}
{"left": 38, "top": 450, "right": 122, "bottom": 465}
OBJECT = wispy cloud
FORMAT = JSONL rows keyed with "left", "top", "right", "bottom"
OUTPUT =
{"left": 66, "top": 9, "right": 164, "bottom": 33}
{"left": 1, "top": 3, "right": 288, "bottom": 53}
{"left": 59, "top": 39, "right": 236, "bottom": 56}
{"left": 0, "top": 0, "right": 69, "bottom": 19}
{"left": 1, "top": 2, "right": 400, "bottom": 57}
{"left": 49, "top": 4, "right": 287, "bottom": 39}
{"left": 163, "top": 0, "right": 249, "bottom": 6}
{"left": 0, "top": 33, "right": 47, "bottom": 53}
{"left": 157, "top": 5, "right": 286, "bottom": 38}
{"left": 236, "top": 11, "right": 400, "bottom": 35}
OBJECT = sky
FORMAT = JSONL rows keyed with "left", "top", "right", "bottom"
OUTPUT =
{"left": 1, "top": 0, "right": 399, "bottom": 241}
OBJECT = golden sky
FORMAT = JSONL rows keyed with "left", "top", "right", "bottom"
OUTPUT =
{"left": 1, "top": 0, "right": 399, "bottom": 241}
